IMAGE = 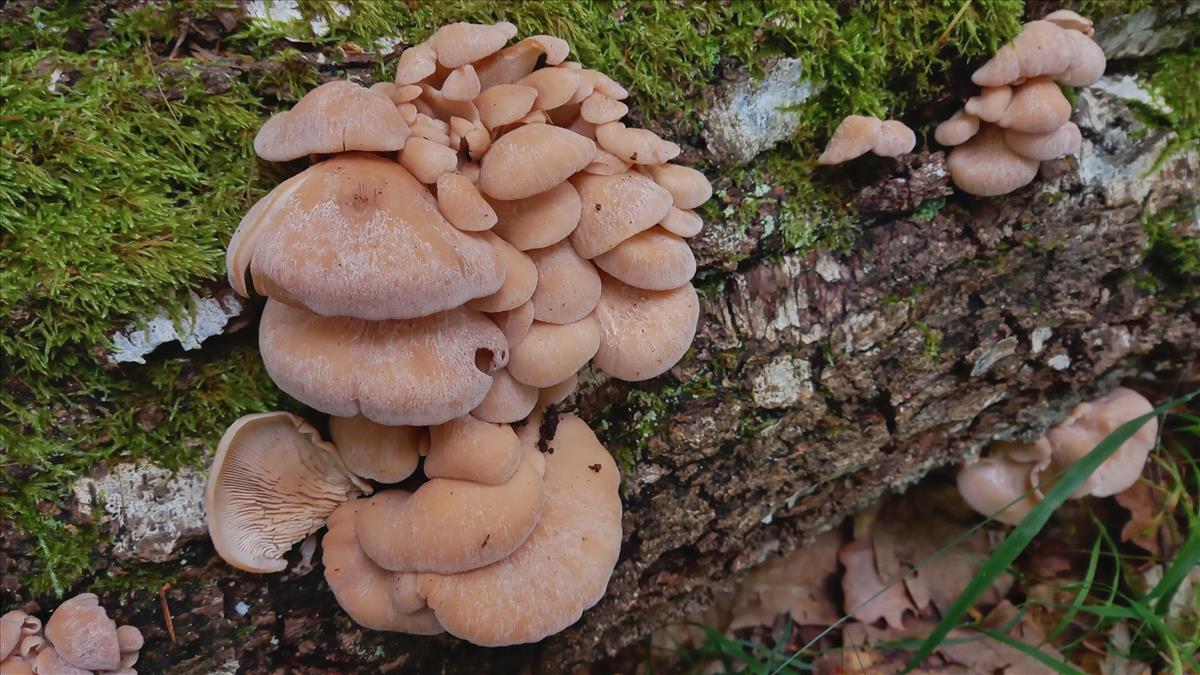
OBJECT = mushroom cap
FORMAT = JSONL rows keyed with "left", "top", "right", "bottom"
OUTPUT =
{"left": 870, "top": 120, "right": 917, "bottom": 157}
{"left": 593, "top": 275, "right": 699, "bottom": 381}
{"left": 467, "top": 233, "right": 539, "bottom": 313}
{"left": 417, "top": 83, "right": 481, "bottom": 125}
{"left": 516, "top": 67, "right": 582, "bottom": 110}
{"left": 0, "top": 655, "right": 34, "bottom": 675}
{"left": 490, "top": 180, "right": 583, "bottom": 251}
{"left": 1013, "top": 21, "right": 1073, "bottom": 80}
{"left": 1044, "top": 9, "right": 1094, "bottom": 36}
{"left": 356, "top": 459, "right": 543, "bottom": 574}
{"left": 328, "top": 415, "right": 425, "bottom": 484}
{"left": 528, "top": 240, "right": 603, "bottom": 324}
{"left": 114, "top": 625, "right": 143, "bottom": 654}
{"left": 44, "top": 593, "right": 120, "bottom": 671}
{"left": 479, "top": 124, "right": 596, "bottom": 200}
{"left": 430, "top": 21, "right": 517, "bottom": 69}
{"left": 1004, "top": 121, "right": 1082, "bottom": 161}
{"left": 971, "top": 42, "right": 1021, "bottom": 87}
{"left": 570, "top": 171, "right": 674, "bottom": 258}
{"left": 595, "top": 122, "right": 680, "bottom": 165}
{"left": 413, "top": 413, "right": 621, "bottom": 647}
{"left": 585, "top": 147, "right": 634, "bottom": 176}
{"left": 427, "top": 414, "right": 523, "bottom": 485}
{"left": 442, "top": 64, "right": 482, "bottom": 101}
{"left": 475, "top": 36, "right": 571, "bottom": 89}
{"left": 253, "top": 81, "right": 411, "bottom": 162}
{"left": 206, "top": 412, "right": 367, "bottom": 573}
{"left": 997, "top": 76, "right": 1072, "bottom": 134}
{"left": 34, "top": 646, "right": 91, "bottom": 675}
{"left": 946, "top": 125, "right": 1039, "bottom": 196}
{"left": 259, "top": 300, "right": 508, "bottom": 426}
{"left": 228, "top": 153, "right": 504, "bottom": 321}
{"left": 964, "top": 86, "right": 1013, "bottom": 123}
{"left": 507, "top": 315, "right": 602, "bottom": 387}
{"left": 1, "top": 611, "right": 31, "bottom": 661}
{"left": 323, "top": 499, "right": 445, "bottom": 634}
{"left": 488, "top": 300, "right": 535, "bottom": 348}
{"left": 956, "top": 456, "right": 1039, "bottom": 526}
{"left": 538, "top": 373, "right": 578, "bottom": 407}
{"left": 400, "top": 136, "right": 459, "bottom": 184}
{"left": 436, "top": 172, "right": 498, "bottom": 232}
{"left": 645, "top": 163, "right": 712, "bottom": 210}
{"left": 1055, "top": 29, "right": 1106, "bottom": 88}
{"left": 817, "top": 115, "right": 882, "bottom": 165}
{"left": 593, "top": 227, "right": 696, "bottom": 291}
{"left": 396, "top": 42, "right": 438, "bottom": 85}
{"left": 472, "top": 368, "right": 540, "bottom": 423}
{"left": 1047, "top": 387, "right": 1157, "bottom": 498}
{"left": 933, "top": 109, "right": 981, "bottom": 147}
{"left": 475, "top": 83, "right": 539, "bottom": 130}
{"left": 580, "top": 92, "right": 629, "bottom": 124}
{"left": 658, "top": 207, "right": 704, "bottom": 238}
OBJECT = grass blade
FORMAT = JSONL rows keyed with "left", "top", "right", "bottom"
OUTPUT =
{"left": 1148, "top": 523, "right": 1200, "bottom": 615}
{"left": 973, "top": 627, "right": 1084, "bottom": 675}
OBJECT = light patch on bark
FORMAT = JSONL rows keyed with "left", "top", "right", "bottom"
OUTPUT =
{"left": 752, "top": 354, "right": 813, "bottom": 409}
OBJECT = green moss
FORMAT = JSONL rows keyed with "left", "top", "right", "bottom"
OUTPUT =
{"left": 1138, "top": 46, "right": 1200, "bottom": 166}
{"left": 1141, "top": 204, "right": 1200, "bottom": 293}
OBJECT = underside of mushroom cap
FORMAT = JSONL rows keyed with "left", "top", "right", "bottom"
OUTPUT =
{"left": 427, "top": 414, "right": 523, "bottom": 485}
{"left": 412, "top": 413, "right": 621, "bottom": 646}
{"left": 328, "top": 415, "right": 425, "bottom": 484}
{"left": 206, "top": 412, "right": 368, "bottom": 573}
{"left": 1047, "top": 387, "right": 1157, "bottom": 498}
{"left": 254, "top": 81, "right": 411, "bottom": 162}
{"left": 231, "top": 153, "right": 504, "bottom": 321}
{"left": 44, "top": 593, "right": 120, "bottom": 671}
{"left": 569, "top": 171, "right": 674, "bottom": 259}
{"left": 592, "top": 275, "right": 699, "bottom": 381}
{"left": 259, "top": 300, "right": 508, "bottom": 427}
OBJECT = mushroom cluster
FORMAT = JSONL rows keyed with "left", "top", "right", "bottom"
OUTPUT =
{"left": 0, "top": 594, "right": 143, "bottom": 675}
{"left": 817, "top": 115, "right": 917, "bottom": 165}
{"left": 957, "top": 387, "right": 1157, "bottom": 525}
{"left": 937, "top": 10, "right": 1106, "bottom": 196}
{"left": 206, "top": 21, "right": 711, "bottom": 646}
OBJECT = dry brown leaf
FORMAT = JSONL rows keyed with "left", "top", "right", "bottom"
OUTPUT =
{"left": 1114, "top": 480, "right": 1162, "bottom": 555}
{"left": 840, "top": 538, "right": 917, "bottom": 630}
{"left": 729, "top": 530, "right": 843, "bottom": 630}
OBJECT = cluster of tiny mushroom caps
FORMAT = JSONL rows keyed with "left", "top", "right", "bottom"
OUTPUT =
{"left": 204, "top": 21, "right": 711, "bottom": 647}
{"left": 819, "top": 9, "right": 1106, "bottom": 197}
{"left": 1, "top": 594, "right": 143, "bottom": 675}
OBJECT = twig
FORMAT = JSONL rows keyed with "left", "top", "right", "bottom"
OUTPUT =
{"left": 159, "top": 582, "right": 177, "bottom": 644}
{"left": 143, "top": 42, "right": 180, "bottom": 123}
{"left": 935, "top": 0, "right": 973, "bottom": 51}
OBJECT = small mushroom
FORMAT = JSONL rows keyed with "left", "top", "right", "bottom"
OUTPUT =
{"left": 206, "top": 412, "right": 367, "bottom": 573}
{"left": 658, "top": 207, "right": 704, "bottom": 238}
{"left": 516, "top": 67, "right": 581, "bottom": 110}
{"left": 442, "top": 65, "right": 482, "bottom": 101}
{"left": 595, "top": 122, "right": 681, "bottom": 165}
{"left": 817, "top": 115, "right": 881, "bottom": 165}
{"left": 870, "top": 120, "right": 917, "bottom": 157}
{"left": 471, "top": 368, "right": 539, "bottom": 423}
{"left": 488, "top": 300, "right": 535, "bottom": 348}
{"left": 934, "top": 109, "right": 981, "bottom": 147}
{"left": 645, "top": 163, "right": 712, "bottom": 210}
{"left": 479, "top": 124, "right": 596, "bottom": 200}
{"left": 43, "top": 593, "right": 120, "bottom": 671}
{"left": 973, "top": 20, "right": 1072, "bottom": 86}
{"left": 427, "top": 414, "right": 523, "bottom": 485}
{"left": 569, "top": 171, "right": 674, "bottom": 259}
{"left": 538, "top": 373, "right": 578, "bottom": 407}
{"left": 956, "top": 452, "right": 1041, "bottom": 526}
{"left": 489, "top": 181, "right": 583, "bottom": 251}
{"left": 329, "top": 415, "right": 425, "bottom": 484}
{"left": 475, "top": 83, "right": 539, "bottom": 130}
{"left": 1055, "top": 28, "right": 1106, "bottom": 88}
{"left": 437, "top": 172, "right": 498, "bottom": 232}
{"left": 947, "top": 125, "right": 1039, "bottom": 196}
{"left": 593, "top": 227, "right": 696, "bottom": 291}
{"left": 580, "top": 92, "right": 629, "bottom": 124}
{"left": 592, "top": 275, "right": 699, "bottom": 381}
{"left": 430, "top": 21, "right": 517, "bottom": 69}
{"left": 1047, "top": 387, "right": 1157, "bottom": 498}
{"left": 466, "top": 233, "right": 539, "bottom": 313}
{"left": 401, "top": 136, "right": 459, "bottom": 184}
{"left": 997, "top": 76, "right": 1072, "bottom": 133}
{"left": 527, "top": 240, "right": 603, "bottom": 324}
{"left": 35, "top": 646, "right": 91, "bottom": 675}
{"left": 475, "top": 35, "right": 571, "bottom": 89}
{"left": 1, "top": 611, "right": 36, "bottom": 661}
{"left": 507, "top": 316, "right": 602, "bottom": 387}
{"left": 585, "top": 147, "right": 634, "bottom": 176}
{"left": 115, "top": 625, "right": 143, "bottom": 668}
{"left": 396, "top": 42, "right": 438, "bottom": 86}
{"left": 1004, "top": 121, "right": 1082, "bottom": 160}
{"left": 253, "top": 81, "right": 411, "bottom": 162}
{"left": 964, "top": 85, "right": 1012, "bottom": 123}
{"left": 1043, "top": 9, "right": 1094, "bottom": 36}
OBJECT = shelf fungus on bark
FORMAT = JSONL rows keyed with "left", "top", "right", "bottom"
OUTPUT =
{"left": 211, "top": 19, "right": 711, "bottom": 647}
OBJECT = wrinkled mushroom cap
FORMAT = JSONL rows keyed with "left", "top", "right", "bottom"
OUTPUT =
{"left": 206, "top": 412, "right": 367, "bottom": 573}
{"left": 489, "top": 181, "right": 582, "bottom": 251}
{"left": 507, "top": 315, "right": 602, "bottom": 387}
{"left": 1047, "top": 387, "right": 1157, "bottom": 498}
{"left": 528, "top": 240, "right": 602, "bottom": 324}
{"left": 593, "top": 275, "right": 699, "bottom": 381}
{"left": 254, "top": 81, "right": 410, "bottom": 161}
{"left": 427, "top": 414, "right": 523, "bottom": 485}
{"left": 956, "top": 456, "right": 1039, "bottom": 526}
{"left": 259, "top": 300, "right": 508, "bottom": 427}
{"left": 818, "top": 115, "right": 881, "bottom": 165}
{"left": 44, "top": 593, "right": 119, "bottom": 671}
{"left": 947, "top": 125, "right": 1039, "bottom": 196}
{"left": 328, "top": 415, "right": 425, "bottom": 484}
{"left": 412, "top": 413, "right": 621, "bottom": 646}
{"left": 870, "top": 120, "right": 917, "bottom": 157}
{"left": 1004, "top": 121, "right": 1082, "bottom": 161}
{"left": 934, "top": 109, "right": 981, "bottom": 147}
{"left": 593, "top": 227, "right": 696, "bottom": 291}
{"left": 570, "top": 171, "right": 674, "bottom": 259}
{"left": 34, "top": 646, "right": 91, "bottom": 675}
{"left": 479, "top": 124, "right": 596, "bottom": 200}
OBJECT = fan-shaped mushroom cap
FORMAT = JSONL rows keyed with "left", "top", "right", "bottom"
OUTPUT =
{"left": 475, "top": 84, "right": 539, "bottom": 130}
{"left": 1056, "top": 29, "right": 1106, "bottom": 87}
{"left": 430, "top": 22, "right": 517, "bottom": 69}
{"left": 254, "top": 81, "right": 411, "bottom": 162}
{"left": 870, "top": 120, "right": 917, "bottom": 157}
{"left": 975, "top": 20, "right": 1072, "bottom": 86}
{"left": 528, "top": 240, "right": 602, "bottom": 324}
{"left": 934, "top": 109, "right": 981, "bottom": 147}
{"left": 595, "top": 122, "right": 681, "bottom": 165}
{"left": 34, "top": 646, "right": 91, "bottom": 675}
{"left": 488, "top": 300, "right": 535, "bottom": 347}
{"left": 437, "top": 172, "right": 497, "bottom": 232}
{"left": 972, "top": 43, "right": 1021, "bottom": 87}
{"left": 538, "top": 373, "right": 578, "bottom": 407}
{"left": 412, "top": 413, "right": 621, "bottom": 646}
{"left": 398, "top": 102, "right": 419, "bottom": 124}
{"left": 659, "top": 207, "right": 704, "bottom": 238}
{"left": 580, "top": 92, "right": 629, "bottom": 124}
{"left": 964, "top": 86, "right": 1013, "bottom": 123}
{"left": 228, "top": 153, "right": 504, "bottom": 321}
{"left": 260, "top": 301, "right": 507, "bottom": 426}
{"left": 508, "top": 316, "right": 602, "bottom": 387}
{"left": 1047, "top": 387, "right": 1157, "bottom": 498}
{"left": 472, "top": 368, "right": 539, "bottom": 423}
{"left": 645, "top": 163, "right": 712, "bottom": 210}
{"left": 997, "top": 77, "right": 1072, "bottom": 133}
{"left": 206, "top": 412, "right": 367, "bottom": 573}
{"left": 817, "top": 115, "right": 882, "bottom": 165}
{"left": 593, "top": 227, "right": 695, "bottom": 291}
{"left": 396, "top": 42, "right": 438, "bottom": 85}
{"left": 0, "top": 655, "right": 34, "bottom": 675}
{"left": 395, "top": 84, "right": 423, "bottom": 103}
{"left": 328, "top": 416, "right": 425, "bottom": 484}
{"left": 593, "top": 275, "right": 699, "bottom": 381}
{"left": 570, "top": 171, "right": 674, "bottom": 258}
{"left": 956, "top": 456, "right": 1039, "bottom": 526}
{"left": 442, "top": 65, "right": 482, "bottom": 101}
{"left": 578, "top": 69, "right": 629, "bottom": 100}
{"left": 323, "top": 499, "right": 445, "bottom": 634}
{"left": 400, "top": 136, "right": 459, "bottom": 184}
{"left": 1004, "top": 121, "right": 1082, "bottom": 160}
{"left": 467, "top": 234, "right": 539, "bottom": 313}
{"left": 1044, "top": 9, "right": 1094, "bottom": 36}
{"left": 43, "top": 593, "right": 119, "bottom": 671}
{"left": 585, "top": 148, "right": 634, "bottom": 175}
{"left": 475, "top": 36, "right": 571, "bottom": 89}
{"left": 480, "top": 124, "right": 596, "bottom": 200}
{"left": 115, "top": 625, "right": 143, "bottom": 655}
{"left": 1, "top": 611, "right": 34, "bottom": 661}
{"left": 947, "top": 125, "right": 1039, "bottom": 196}
{"left": 357, "top": 459, "right": 543, "bottom": 574}
{"left": 427, "top": 415, "right": 523, "bottom": 485}
{"left": 516, "top": 68, "right": 581, "bottom": 110}
{"left": 490, "top": 181, "right": 582, "bottom": 250}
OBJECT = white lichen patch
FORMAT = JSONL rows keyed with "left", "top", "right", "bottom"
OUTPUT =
{"left": 1090, "top": 75, "right": 1173, "bottom": 114}
{"left": 751, "top": 354, "right": 814, "bottom": 409}
{"left": 108, "top": 290, "right": 246, "bottom": 365}
{"left": 701, "top": 58, "right": 819, "bottom": 164}
{"left": 1030, "top": 326, "right": 1053, "bottom": 354}
{"left": 72, "top": 463, "right": 208, "bottom": 563}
